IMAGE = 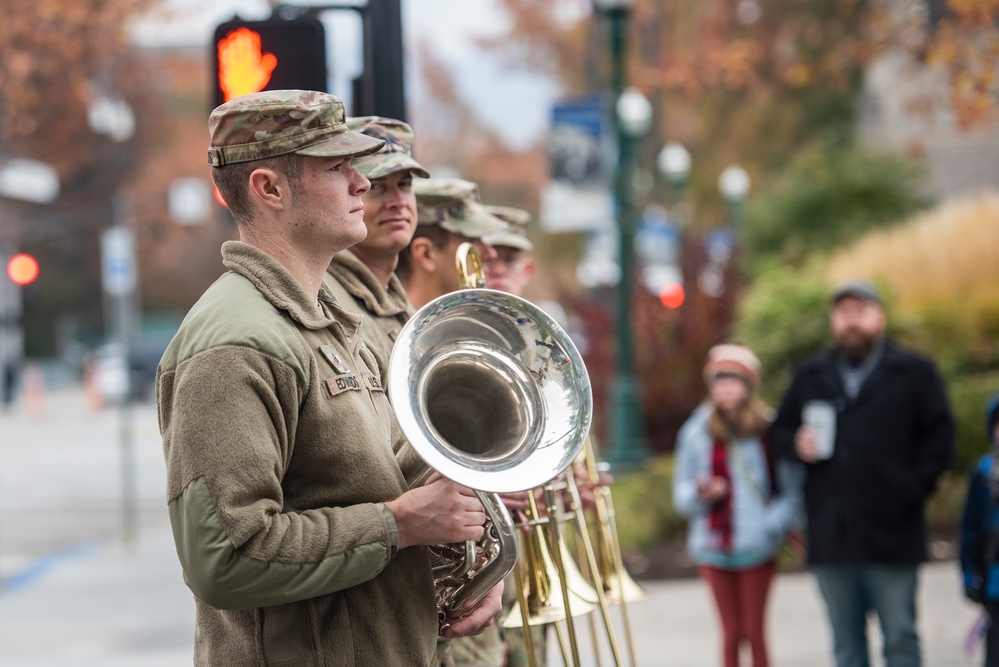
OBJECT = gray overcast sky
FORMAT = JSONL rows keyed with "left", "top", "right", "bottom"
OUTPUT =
{"left": 130, "top": 0, "right": 562, "bottom": 148}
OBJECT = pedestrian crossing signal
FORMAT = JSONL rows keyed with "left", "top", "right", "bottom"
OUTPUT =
{"left": 212, "top": 16, "right": 327, "bottom": 108}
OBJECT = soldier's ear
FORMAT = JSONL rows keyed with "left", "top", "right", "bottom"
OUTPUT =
{"left": 247, "top": 168, "right": 288, "bottom": 212}
{"left": 522, "top": 257, "right": 536, "bottom": 281}
{"left": 408, "top": 237, "right": 438, "bottom": 273}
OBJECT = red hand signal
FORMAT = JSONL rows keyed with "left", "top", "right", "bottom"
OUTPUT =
{"left": 217, "top": 28, "right": 278, "bottom": 102}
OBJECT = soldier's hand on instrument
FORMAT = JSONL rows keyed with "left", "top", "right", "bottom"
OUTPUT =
{"left": 440, "top": 581, "right": 504, "bottom": 639}
{"left": 386, "top": 472, "right": 486, "bottom": 548}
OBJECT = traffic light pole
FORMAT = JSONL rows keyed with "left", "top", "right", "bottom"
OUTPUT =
{"left": 102, "top": 196, "right": 139, "bottom": 546}
{"left": 0, "top": 245, "right": 23, "bottom": 412}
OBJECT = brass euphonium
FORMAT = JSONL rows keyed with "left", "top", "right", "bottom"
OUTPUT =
{"left": 387, "top": 243, "right": 592, "bottom": 630}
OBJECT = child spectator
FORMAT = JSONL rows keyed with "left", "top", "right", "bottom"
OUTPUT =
{"left": 960, "top": 393, "right": 999, "bottom": 667}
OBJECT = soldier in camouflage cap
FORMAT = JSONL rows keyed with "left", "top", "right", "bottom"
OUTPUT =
{"left": 209, "top": 90, "right": 384, "bottom": 224}
{"left": 482, "top": 205, "right": 536, "bottom": 298}
{"left": 325, "top": 126, "right": 506, "bottom": 667}
{"left": 452, "top": 204, "right": 544, "bottom": 667}
{"left": 323, "top": 115, "right": 430, "bottom": 383}
{"left": 483, "top": 205, "right": 534, "bottom": 251}
{"left": 158, "top": 91, "right": 503, "bottom": 666}
{"left": 414, "top": 178, "right": 508, "bottom": 239}
{"left": 398, "top": 178, "right": 508, "bottom": 308}
{"left": 347, "top": 116, "right": 431, "bottom": 181}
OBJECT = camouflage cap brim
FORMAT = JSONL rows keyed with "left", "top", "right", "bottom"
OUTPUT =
{"left": 484, "top": 229, "right": 534, "bottom": 251}
{"left": 353, "top": 153, "right": 431, "bottom": 180}
{"left": 482, "top": 204, "right": 532, "bottom": 249}
{"left": 295, "top": 130, "right": 385, "bottom": 160}
{"left": 436, "top": 201, "right": 508, "bottom": 239}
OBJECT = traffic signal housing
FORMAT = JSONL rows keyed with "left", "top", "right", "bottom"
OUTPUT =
{"left": 212, "top": 15, "right": 328, "bottom": 108}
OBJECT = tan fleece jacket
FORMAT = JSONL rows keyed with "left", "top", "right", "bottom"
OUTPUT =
{"left": 324, "top": 249, "right": 414, "bottom": 385}
{"left": 324, "top": 249, "right": 427, "bottom": 485}
{"left": 157, "top": 241, "right": 437, "bottom": 666}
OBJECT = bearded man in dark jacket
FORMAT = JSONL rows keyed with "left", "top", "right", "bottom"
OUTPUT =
{"left": 769, "top": 280, "right": 953, "bottom": 667}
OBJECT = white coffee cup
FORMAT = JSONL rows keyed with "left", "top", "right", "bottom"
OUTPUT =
{"left": 802, "top": 400, "right": 837, "bottom": 460}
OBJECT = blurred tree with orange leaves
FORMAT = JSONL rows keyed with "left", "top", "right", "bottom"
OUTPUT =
{"left": 925, "top": 1, "right": 999, "bottom": 129}
{"left": 0, "top": 0, "right": 159, "bottom": 243}
{"left": 485, "top": 0, "right": 999, "bottom": 211}
{"left": 0, "top": 0, "right": 157, "bottom": 153}
{"left": 0, "top": 0, "right": 163, "bottom": 356}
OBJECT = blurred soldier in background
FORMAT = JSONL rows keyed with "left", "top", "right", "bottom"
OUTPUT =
{"left": 397, "top": 178, "right": 506, "bottom": 309}
{"left": 482, "top": 205, "right": 535, "bottom": 297}
{"left": 398, "top": 181, "right": 513, "bottom": 666}
{"left": 323, "top": 116, "right": 429, "bottom": 383}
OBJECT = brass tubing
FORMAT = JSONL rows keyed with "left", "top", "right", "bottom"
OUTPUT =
{"left": 602, "top": 486, "right": 638, "bottom": 666}
{"left": 564, "top": 472, "right": 624, "bottom": 667}
{"left": 513, "top": 558, "right": 539, "bottom": 667}
{"left": 544, "top": 485, "right": 582, "bottom": 667}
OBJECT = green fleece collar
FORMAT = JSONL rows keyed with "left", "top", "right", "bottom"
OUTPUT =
{"left": 327, "top": 250, "right": 412, "bottom": 318}
{"left": 221, "top": 241, "right": 359, "bottom": 334}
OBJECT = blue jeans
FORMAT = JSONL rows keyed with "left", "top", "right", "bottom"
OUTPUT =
{"left": 813, "top": 564, "right": 920, "bottom": 667}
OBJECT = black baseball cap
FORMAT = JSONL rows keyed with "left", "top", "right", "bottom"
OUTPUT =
{"left": 831, "top": 280, "right": 882, "bottom": 306}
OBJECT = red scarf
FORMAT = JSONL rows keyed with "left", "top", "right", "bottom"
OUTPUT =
{"left": 708, "top": 436, "right": 777, "bottom": 553}
{"left": 708, "top": 438, "right": 734, "bottom": 552}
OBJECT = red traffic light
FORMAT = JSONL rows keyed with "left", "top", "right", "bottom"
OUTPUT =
{"left": 212, "top": 16, "right": 327, "bottom": 109}
{"left": 7, "top": 253, "right": 39, "bottom": 286}
{"left": 659, "top": 282, "right": 685, "bottom": 309}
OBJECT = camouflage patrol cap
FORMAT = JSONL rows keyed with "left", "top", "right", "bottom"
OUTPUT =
{"left": 207, "top": 90, "right": 384, "bottom": 167}
{"left": 483, "top": 205, "right": 534, "bottom": 251}
{"left": 414, "top": 178, "right": 507, "bottom": 239}
{"left": 346, "top": 116, "right": 430, "bottom": 180}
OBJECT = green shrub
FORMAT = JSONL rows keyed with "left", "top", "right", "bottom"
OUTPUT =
{"left": 734, "top": 259, "right": 832, "bottom": 404}
{"left": 947, "top": 370, "right": 999, "bottom": 476}
{"left": 900, "top": 372, "right": 999, "bottom": 538}
{"left": 610, "top": 455, "right": 685, "bottom": 551}
{"left": 745, "top": 140, "right": 929, "bottom": 273}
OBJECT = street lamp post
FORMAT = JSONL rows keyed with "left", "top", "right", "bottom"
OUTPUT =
{"left": 657, "top": 141, "right": 692, "bottom": 204}
{"left": 718, "top": 164, "right": 751, "bottom": 230}
{"left": 594, "top": 0, "right": 650, "bottom": 469}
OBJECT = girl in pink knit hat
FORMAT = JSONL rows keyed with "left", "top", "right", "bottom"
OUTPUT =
{"left": 672, "top": 344, "right": 803, "bottom": 667}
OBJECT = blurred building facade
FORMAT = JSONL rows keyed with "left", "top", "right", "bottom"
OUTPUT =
{"left": 858, "top": 40, "right": 999, "bottom": 199}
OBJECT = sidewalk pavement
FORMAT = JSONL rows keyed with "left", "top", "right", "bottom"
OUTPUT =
{"left": 0, "top": 387, "right": 983, "bottom": 666}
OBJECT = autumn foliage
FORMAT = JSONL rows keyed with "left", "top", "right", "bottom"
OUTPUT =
{"left": 472, "top": 0, "right": 999, "bottom": 453}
